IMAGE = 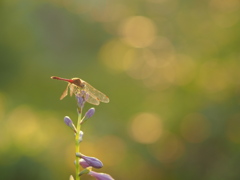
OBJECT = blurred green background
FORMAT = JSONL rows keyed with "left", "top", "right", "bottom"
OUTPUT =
{"left": 1, "top": 0, "right": 240, "bottom": 179}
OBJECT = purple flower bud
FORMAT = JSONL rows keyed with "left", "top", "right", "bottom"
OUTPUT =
{"left": 81, "top": 108, "right": 95, "bottom": 124}
{"left": 76, "top": 91, "right": 92, "bottom": 108}
{"left": 64, "top": 116, "right": 72, "bottom": 126}
{"left": 64, "top": 116, "right": 77, "bottom": 132}
{"left": 76, "top": 95, "right": 85, "bottom": 108}
{"left": 88, "top": 171, "right": 114, "bottom": 180}
{"left": 85, "top": 108, "right": 95, "bottom": 119}
{"left": 76, "top": 153, "right": 103, "bottom": 169}
{"left": 79, "top": 159, "right": 90, "bottom": 168}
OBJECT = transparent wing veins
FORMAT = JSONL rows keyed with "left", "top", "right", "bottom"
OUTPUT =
{"left": 84, "top": 81, "right": 110, "bottom": 103}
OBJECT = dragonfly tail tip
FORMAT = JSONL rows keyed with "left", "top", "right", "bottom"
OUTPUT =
{"left": 51, "top": 76, "right": 58, "bottom": 79}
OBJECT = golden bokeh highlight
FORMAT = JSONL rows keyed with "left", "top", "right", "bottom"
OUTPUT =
{"left": 99, "top": 39, "right": 135, "bottom": 72}
{"left": 226, "top": 114, "right": 240, "bottom": 144}
{"left": 99, "top": 35, "right": 197, "bottom": 91}
{"left": 129, "top": 112, "right": 162, "bottom": 144}
{"left": 98, "top": 36, "right": 196, "bottom": 90}
{"left": 119, "top": 16, "right": 157, "bottom": 48}
{"left": 149, "top": 132, "right": 185, "bottom": 163}
{"left": 5, "top": 105, "right": 51, "bottom": 155}
{"left": 0, "top": 103, "right": 70, "bottom": 159}
{"left": 180, "top": 113, "right": 211, "bottom": 143}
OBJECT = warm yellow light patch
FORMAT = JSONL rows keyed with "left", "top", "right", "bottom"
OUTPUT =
{"left": 119, "top": 16, "right": 157, "bottom": 48}
{"left": 99, "top": 39, "right": 135, "bottom": 72}
{"left": 5, "top": 105, "right": 51, "bottom": 155}
{"left": 129, "top": 112, "right": 162, "bottom": 144}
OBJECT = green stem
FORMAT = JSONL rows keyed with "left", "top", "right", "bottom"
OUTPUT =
{"left": 75, "top": 111, "right": 82, "bottom": 180}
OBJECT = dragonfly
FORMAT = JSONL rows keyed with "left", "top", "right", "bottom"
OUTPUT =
{"left": 51, "top": 76, "right": 110, "bottom": 105}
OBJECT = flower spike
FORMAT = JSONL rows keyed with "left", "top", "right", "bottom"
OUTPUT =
{"left": 51, "top": 76, "right": 112, "bottom": 180}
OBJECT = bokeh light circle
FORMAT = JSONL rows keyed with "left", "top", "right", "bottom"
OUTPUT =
{"left": 129, "top": 112, "right": 163, "bottom": 144}
{"left": 119, "top": 16, "right": 157, "bottom": 48}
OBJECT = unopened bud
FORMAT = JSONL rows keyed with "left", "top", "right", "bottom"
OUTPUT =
{"left": 88, "top": 171, "right": 114, "bottom": 180}
{"left": 76, "top": 94, "right": 85, "bottom": 108}
{"left": 64, "top": 116, "right": 77, "bottom": 133}
{"left": 76, "top": 153, "right": 103, "bottom": 169}
{"left": 81, "top": 108, "right": 95, "bottom": 124}
{"left": 85, "top": 108, "right": 95, "bottom": 119}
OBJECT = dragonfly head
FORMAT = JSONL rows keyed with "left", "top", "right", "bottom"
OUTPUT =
{"left": 71, "top": 78, "right": 84, "bottom": 88}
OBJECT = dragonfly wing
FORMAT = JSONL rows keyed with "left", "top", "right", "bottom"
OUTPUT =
{"left": 69, "top": 84, "right": 75, "bottom": 97}
{"left": 60, "top": 83, "right": 69, "bottom": 100}
{"left": 84, "top": 81, "right": 110, "bottom": 103}
{"left": 86, "top": 95, "right": 100, "bottom": 105}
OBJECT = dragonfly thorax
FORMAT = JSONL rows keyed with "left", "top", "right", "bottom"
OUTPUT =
{"left": 71, "top": 78, "right": 84, "bottom": 88}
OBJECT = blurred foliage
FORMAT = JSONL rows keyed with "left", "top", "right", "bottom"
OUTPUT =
{"left": 1, "top": 0, "right": 240, "bottom": 180}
